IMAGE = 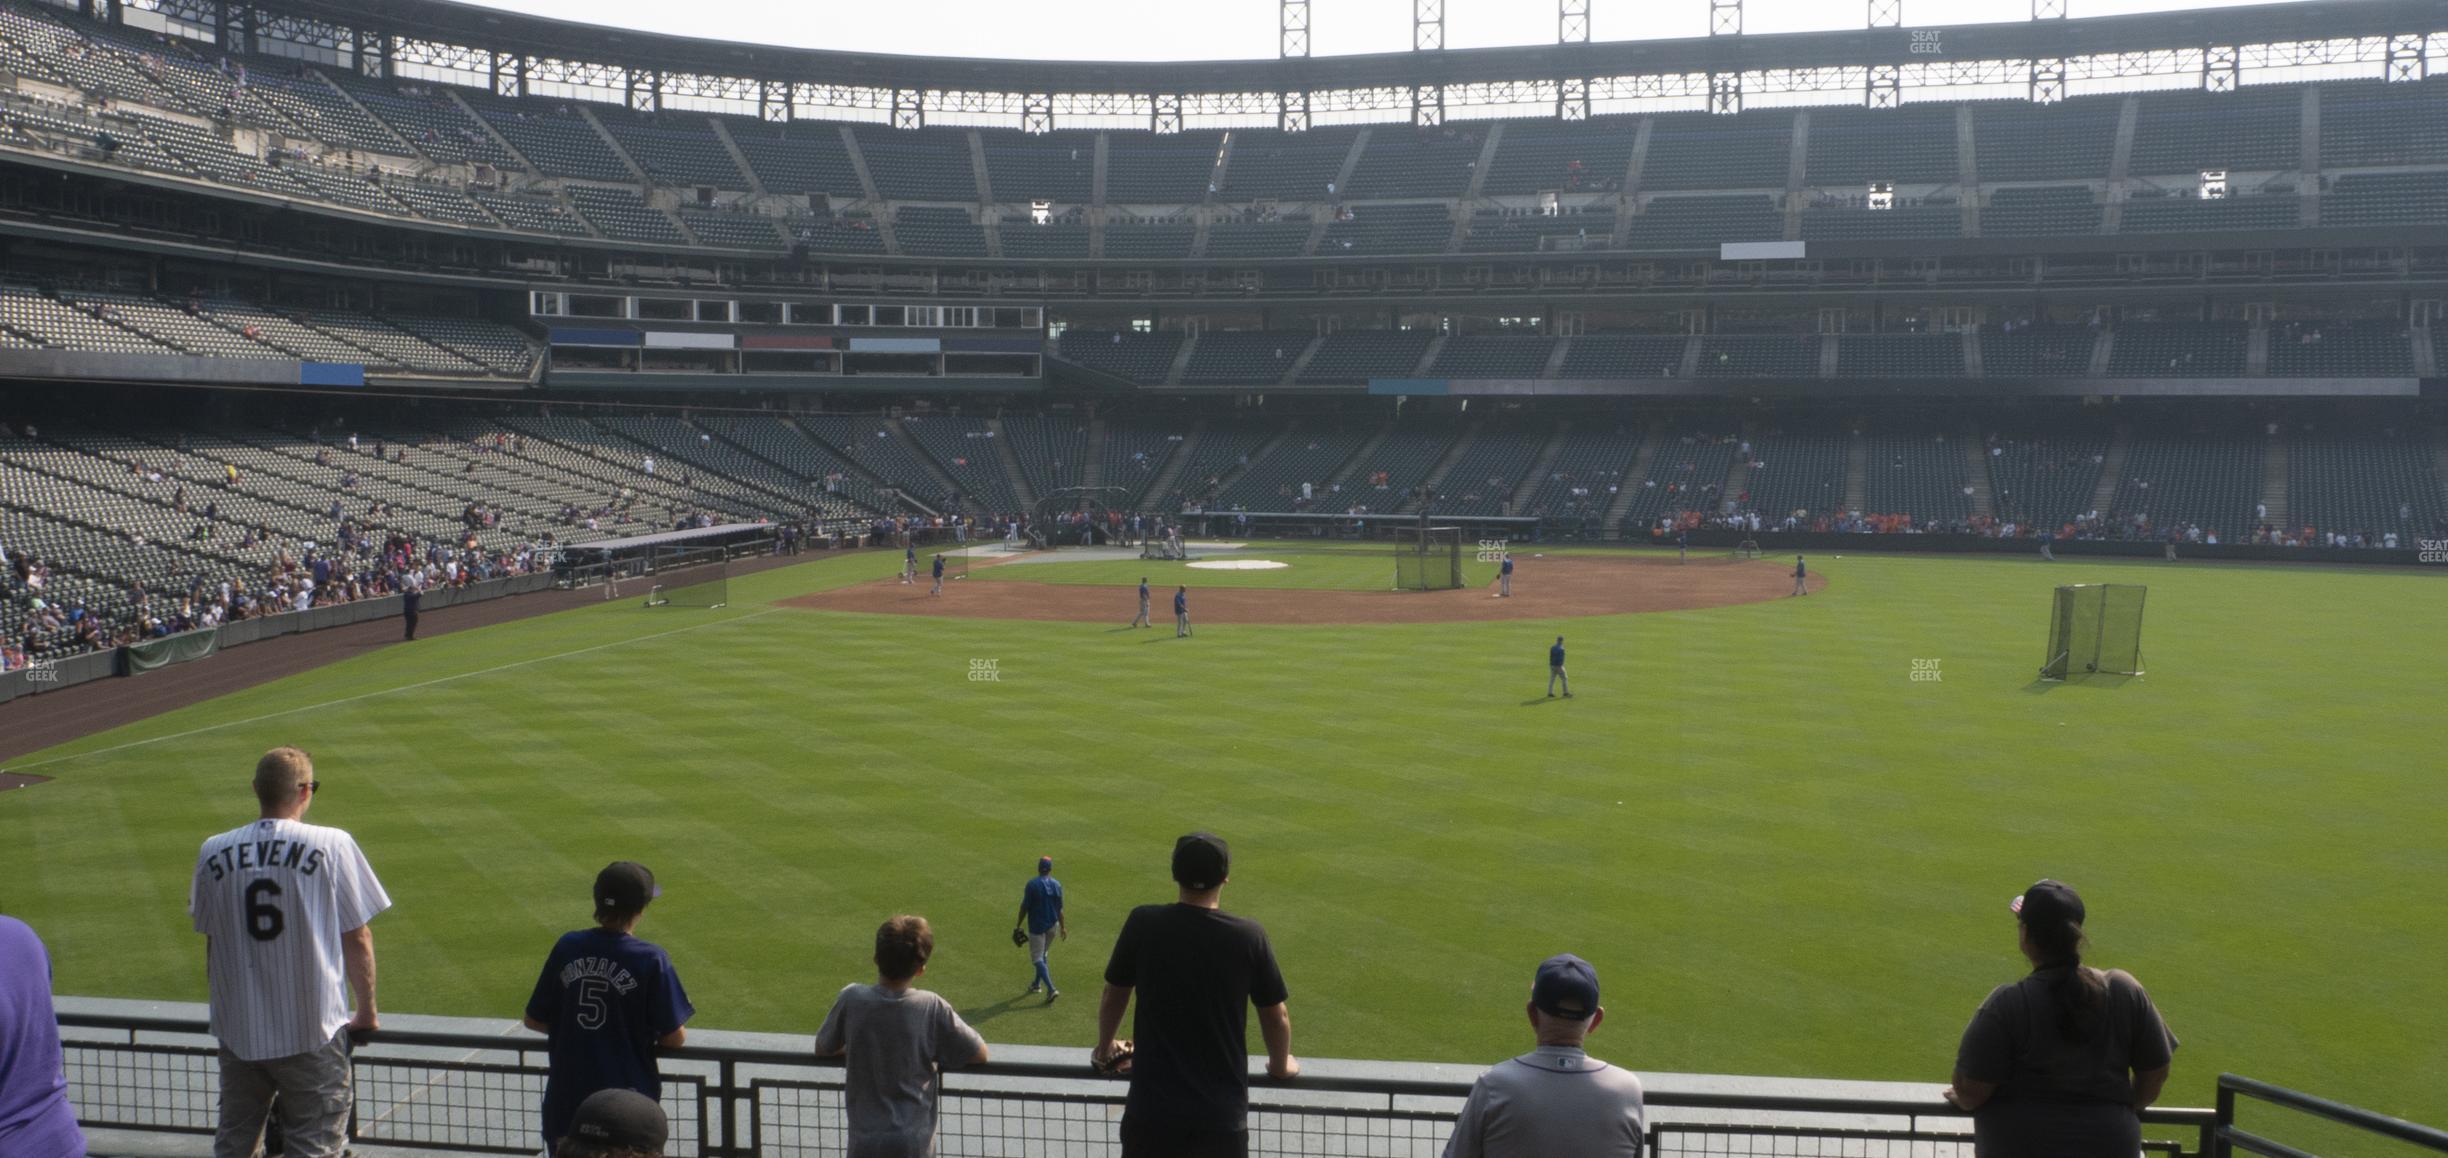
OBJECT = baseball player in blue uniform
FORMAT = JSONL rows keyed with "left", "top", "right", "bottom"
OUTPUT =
{"left": 1547, "top": 635, "right": 1572, "bottom": 698}
{"left": 931, "top": 553, "right": 945, "bottom": 596}
{"left": 1174, "top": 586, "right": 1191, "bottom": 637}
{"left": 1792, "top": 554, "right": 1807, "bottom": 596}
{"left": 1015, "top": 856, "right": 1067, "bottom": 1001}
{"left": 1130, "top": 577, "right": 1151, "bottom": 628}
{"left": 1496, "top": 554, "right": 1514, "bottom": 598}
{"left": 902, "top": 543, "right": 917, "bottom": 585}
{"left": 1677, "top": 529, "right": 1688, "bottom": 562}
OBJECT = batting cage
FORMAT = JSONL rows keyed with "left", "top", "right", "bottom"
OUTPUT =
{"left": 1393, "top": 527, "right": 1465, "bottom": 591}
{"left": 642, "top": 546, "right": 729, "bottom": 608}
{"left": 2040, "top": 583, "right": 2145, "bottom": 679}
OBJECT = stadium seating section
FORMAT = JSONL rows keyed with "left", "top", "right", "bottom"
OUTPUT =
{"left": 0, "top": 1, "right": 2433, "bottom": 271}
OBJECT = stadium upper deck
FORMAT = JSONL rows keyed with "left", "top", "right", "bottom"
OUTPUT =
{"left": 0, "top": 0, "right": 2442, "bottom": 265}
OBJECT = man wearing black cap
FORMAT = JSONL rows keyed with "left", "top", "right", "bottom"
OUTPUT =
{"left": 554, "top": 1088, "right": 666, "bottom": 1158}
{"left": 523, "top": 862, "right": 696, "bottom": 1156}
{"left": 1442, "top": 954, "right": 1644, "bottom": 1157}
{"left": 1095, "top": 832, "right": 1297, "bottom": 1158}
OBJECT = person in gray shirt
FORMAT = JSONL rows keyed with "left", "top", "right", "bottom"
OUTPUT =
{"left": 1442, "top": 954, "right": 1643, "bottom": 1158}
{"left": 814, "top": 916, "right": 990, "bottom": 1158}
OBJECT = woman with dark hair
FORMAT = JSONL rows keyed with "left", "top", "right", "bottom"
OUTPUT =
{"left": 1944, "top": 879, "right": 2180, "bottom": 1157}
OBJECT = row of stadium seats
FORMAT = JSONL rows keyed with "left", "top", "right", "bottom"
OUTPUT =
{"left": 3, "top": 1, "right": 2444, "bottom": 259}
{"left": 0, "top": 283, "right": 533, "bottom": 376}
{"left": 1053, "top": 324, "right": 2433, "bottom": 385}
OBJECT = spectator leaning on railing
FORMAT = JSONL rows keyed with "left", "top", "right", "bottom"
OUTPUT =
{"left": 189, "top": 747, "right": 390, "bottom": 1158}
{"left": 1945, "top": 879, "right": 2178, "bottom": 1158}
{"left": 1096, "top": 831, "right": 1297, "bottom": 1158}
{"left": 814, "top": 915, "right": 988, "bottom": 1158}
{"left": 1442, "top": 954, "right": 1643, "bottom": 1158}
{"left": 522, "top": 862, "right": 693, "bottom": 1157}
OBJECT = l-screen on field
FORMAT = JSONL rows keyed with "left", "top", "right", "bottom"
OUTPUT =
{"left": 4, "top": 546, "right": 2444, "bottom": 1123}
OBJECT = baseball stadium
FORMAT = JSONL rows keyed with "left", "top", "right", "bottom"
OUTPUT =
{"left": 0, "top": 0, "right": 2442, "bottom": 1154}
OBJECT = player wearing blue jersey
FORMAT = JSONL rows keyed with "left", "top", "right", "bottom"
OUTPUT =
{"left": 523, "top": 862, "right": 694, "bottom": 1156}
{"left": 902, "top": 543, "right": 917, "bottom": 585}
{"left": 931, "top": 553, "right": 945, "bottom": 596}
{"left": 1174, "top": 586, "right": 1191, "bottom": 637}
{"left": 1792, "top": 555, "right": 1807, "bottom": 596}
{"left": 1131, "top": 578, "right": 1152, "bottom": 628}
{"left": 1016, "top": 856, "right": 1069, "bottom": 1001}
{"left": 1496, "top": 554, "right": 1514, "bottom": 598}
{"left": 1547, "top": 636, "right": 1572, "bottom": 698}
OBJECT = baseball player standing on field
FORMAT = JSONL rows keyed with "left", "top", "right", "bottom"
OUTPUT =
{"left": 190, "top": 747, "right": 389, "bottom": 1158}
{"left": 1792, "top": 555, "right": 1808, "bottom": 596}
{"left": 1548, "top": 636, "right": 1572, "bottom": 699}
{"left": 931, "top": 552, "right": 945, "bottom": 596}
{"left": 902, "top": 543, "right": 917, "bottom": 585}
{"left": 1496, "top": 553, "right": 1514, "bottom": 598}
{"left": 1174, "top": 586, "right": 1191, "bottom": 638}
{"left": 1017, "top": 857, "right": 1068, "bottom": 1001}
{"left": 1131, "top": 577, "right": 1152, "bottom": 628}
{"left": 522, "top": 862, "right": 694, "bottom": 1156}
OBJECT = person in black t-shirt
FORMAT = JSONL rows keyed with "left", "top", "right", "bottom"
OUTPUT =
{"left": 1095, "top": 832, "right": 1298, "bottom": 1158}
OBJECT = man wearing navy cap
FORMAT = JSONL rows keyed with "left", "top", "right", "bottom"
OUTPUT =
{"left": 1016, "top": 856, "right": 1068, "bottom": 1001}
{"left": 523, "top": 862, "right": 695, "bottom": 1156}
{"left": 1442, "top": 954, "right": 1644, "bottom": 1157}
{"left": 1547, "top": 636, "right": 1571, "bottom": 699}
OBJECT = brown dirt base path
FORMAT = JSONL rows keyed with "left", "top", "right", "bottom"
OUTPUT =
{"left": 783, "top": 555, "right": 1826, "bottom": 625}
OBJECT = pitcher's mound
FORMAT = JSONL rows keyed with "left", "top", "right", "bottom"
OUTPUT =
{"left": 783, "top": 556, "right": 1821, "bottom": 625}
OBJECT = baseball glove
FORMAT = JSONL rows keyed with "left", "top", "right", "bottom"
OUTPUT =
{"left": 1010, "top": 927, "right": 1027, "bottom": 948}
{"left": 1092, "top": 1040, "right": 1135, "bottom": 1077}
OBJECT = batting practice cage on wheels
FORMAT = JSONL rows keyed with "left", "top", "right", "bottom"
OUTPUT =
{"left": 2041, "top": 583, "right": 2146, "bottom": 679}
{"left": 1394, "top": 527, "right": 1465, "bottom": 591}
{"left": 641, "top": 546, "right": 729, "bottom": 608}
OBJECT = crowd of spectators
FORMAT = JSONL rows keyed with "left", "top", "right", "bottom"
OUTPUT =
{"left": 0, "top": 751, "right": 2187, "bottom": 1158}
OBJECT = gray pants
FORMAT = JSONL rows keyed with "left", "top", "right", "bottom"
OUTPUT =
{"left": 1176, "top": 611, "right": 1191, "bottom": 637}
{"left": 1498, "top": 573, "right": 1510, "bottom": 596}
{"left": 216, "top": 1030, "right": 352, "bottom": 1158}
{"left": 1548, "top": 665, "right": 1570, "bottom": 696}
{"left": 1133, "top": 600, "right": 1150, "bottom": 627}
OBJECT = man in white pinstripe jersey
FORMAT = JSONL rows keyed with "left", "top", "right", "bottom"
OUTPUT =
{"left": 190, "top": 747, "right": 390, "bottom": 1158}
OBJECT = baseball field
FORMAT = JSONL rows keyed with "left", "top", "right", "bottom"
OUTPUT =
{"left": 2, "top": 544, "right": 2441, "bottom": 1125}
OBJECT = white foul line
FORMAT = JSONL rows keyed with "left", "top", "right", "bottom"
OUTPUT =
{"left": 8, "top": 609, "right": 781, "bottom": 773}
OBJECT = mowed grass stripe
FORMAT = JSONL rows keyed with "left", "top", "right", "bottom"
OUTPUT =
{"left": 0, "top": 551, "right": 2440, "bottom": 1122}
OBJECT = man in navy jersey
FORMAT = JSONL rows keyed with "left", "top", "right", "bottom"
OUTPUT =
{"left": 931, "top": 552, "right": 946, "bottom": 596}
{"left": 1131, "top": 578, "right": 1152, "bottom": 628}
{"left": 1174, "top": 586, "right": 1191, "bottom": 638}
{"left": 523, "top": 862, "right": 694, "bottom": 1156}
{"left": 1548, "top": 636, "right": 1571, "bottom": 698}
{"left": 1792, "top": 555, "right": 1808, "bottom": 596}
{"left": 1496, "top": 554, "right": 1514, "bottom": 598}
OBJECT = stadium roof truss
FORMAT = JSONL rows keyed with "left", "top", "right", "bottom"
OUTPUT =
{"left": 119, "top": 0, "right": 2448, "bottom": 133}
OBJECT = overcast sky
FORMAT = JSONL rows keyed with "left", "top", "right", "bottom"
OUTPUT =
{"left": 455, "top": 0, "right": 2285, "bottom": 62}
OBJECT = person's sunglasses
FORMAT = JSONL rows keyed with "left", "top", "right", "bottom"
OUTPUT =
{"left": 305, "top": 780, "right": 322, "bottom": 794}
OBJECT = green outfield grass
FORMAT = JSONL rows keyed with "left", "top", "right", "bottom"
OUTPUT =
{"left": 4, "top": 548, "right": 2443, "bottom": 1124}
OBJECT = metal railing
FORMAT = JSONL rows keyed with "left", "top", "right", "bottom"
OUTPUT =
{"left": 2215, "top": 1074, "right": 2448, "bottom": 1158}
{"left": 52, "top": 1012, "right": 2261, "bottom": 1157}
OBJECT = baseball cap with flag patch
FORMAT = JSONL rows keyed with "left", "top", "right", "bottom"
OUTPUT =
{"left": 2010, "top": 879, "right": 2085, "bottom": 927}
